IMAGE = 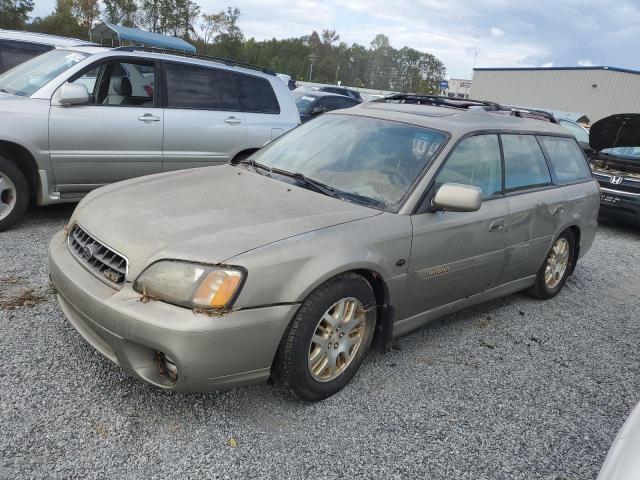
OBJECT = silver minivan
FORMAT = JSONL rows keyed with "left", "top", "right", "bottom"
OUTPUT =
{"left": 48, "top": 96, "right": 600, "bottom": 401}
{"left": 0, "top": 46, "right": 300, "bottom": 231}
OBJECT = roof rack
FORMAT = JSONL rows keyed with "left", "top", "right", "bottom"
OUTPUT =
{"left": 375, "top": 94, "right": 558, "bottom": 123}
{"left": 111, "top": 46, "right": 277, "bottom": 76}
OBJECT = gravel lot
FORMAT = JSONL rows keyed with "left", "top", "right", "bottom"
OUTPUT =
{"left": 1, "top": 205, "right": 638, "bottom": 479}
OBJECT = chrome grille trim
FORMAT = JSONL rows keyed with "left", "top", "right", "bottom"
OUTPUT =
{"left": 67, "top": 223, "right": 129, "bottom": 288}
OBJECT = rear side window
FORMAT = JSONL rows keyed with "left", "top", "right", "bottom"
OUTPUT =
{"left": 165, "top": 63, "right": 240, "bottom": 111}
{"left": 435, "top": 134, "right": 502, "bottom": 199}
{"left": 502, "top": 134, "right": 552, "bottom": 191}
{"left": 538, "top": 136, "right": 592, "bottom": 183}
{"left": 234, "top": 73, "right": 280, "bottom": 114}
{"left": 0, "top": 41, "right": 52, "bottom": 74}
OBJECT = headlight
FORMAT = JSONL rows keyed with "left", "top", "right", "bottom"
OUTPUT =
{"left": 133, "top": 261, "right": 245, "bottom": 309}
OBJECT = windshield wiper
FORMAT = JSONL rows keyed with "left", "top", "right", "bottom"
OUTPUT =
{"left": 237, "top": 158, "right": 272, "bottom": 176}
{"left": 276, "top": 170, "right": 340, "bottom": 198}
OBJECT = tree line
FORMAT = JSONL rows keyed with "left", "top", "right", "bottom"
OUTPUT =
{"left": 0, "top": 1, "right": 446, "bottom": 92}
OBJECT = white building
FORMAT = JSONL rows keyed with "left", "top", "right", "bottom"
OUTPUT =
{"left": 445, "top": 78, "right": 472, "bottom": 99}
{"left": 470, "top": 66, "right": 640, "bottom": 123}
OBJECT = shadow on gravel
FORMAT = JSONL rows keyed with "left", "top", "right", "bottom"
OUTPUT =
{"left": 598, "top": 215, "right": 640, "bottom": 237}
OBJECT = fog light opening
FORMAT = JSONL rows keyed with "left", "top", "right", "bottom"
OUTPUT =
{"left": 155, "top": 351, "right": 178, "bottom": 382}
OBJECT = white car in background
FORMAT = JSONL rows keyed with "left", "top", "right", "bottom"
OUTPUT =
{"left": 598, "top": 401, "right": 640, "bottom": 479}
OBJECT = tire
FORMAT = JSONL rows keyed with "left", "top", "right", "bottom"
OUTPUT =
{"left": 273, "top": 273, "right": 376, "bottom": 401}
{"left": 524, "top": 229, "right": 576, "bottom": 300}
{"left": 0, "top": 156, "right": 29, "bottom": 233}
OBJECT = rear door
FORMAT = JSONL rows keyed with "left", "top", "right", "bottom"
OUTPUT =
{"left": 501, "top": 134, "right": 566, "bottom": 283}
{"left": 235, "top": 72, "right": 285, "bottom": 147}
{"left": 162, "top": 62, "right": 247, "bottom": 171}
{"left": 49, "top": 58, "right": 163, "bottom": 192}
{"left": 407, "top": 134, "right": 509, "bottom": 317}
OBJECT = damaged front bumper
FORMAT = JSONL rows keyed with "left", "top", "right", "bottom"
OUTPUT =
{"left": 48, "top": 229, "right": 299, "bottom": 392}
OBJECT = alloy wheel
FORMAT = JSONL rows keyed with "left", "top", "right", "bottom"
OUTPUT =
{"left": 544, "top": 237, "right": 570, "bottom": 289}
{"left": 0, "top": 171, "right": 17, "bottom": 221}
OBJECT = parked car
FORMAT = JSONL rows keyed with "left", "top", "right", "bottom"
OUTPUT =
{"left": 588, "top": 113, "right": 640, "bottom": 223}
{"left": 0, "top": 46, "right": 300, "bottom": 231}
{"left": 293, "top": 90, "right": 361, "bottom": 123}
{"left": 0, "top": 29, "right": 94, "bottom": 74}
{"left": 297, "top": 85, "right": 363, "bottom": 102}
{"left": 598, "top": 401, "right": 640, "bottom": 480}
{"left": 48, "top": 95, "right": 599, "bottom": 401}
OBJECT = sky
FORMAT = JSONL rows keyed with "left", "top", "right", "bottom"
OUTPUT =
{"left": 32, "top": 0, "right": 640, "bottom": 79}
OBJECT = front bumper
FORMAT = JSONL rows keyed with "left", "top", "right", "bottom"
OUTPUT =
{"left": 48, "top": 229, "right": 299, "bottom": 392}
{"left": 599, "top": 186, "right": 640, "bottom": 223}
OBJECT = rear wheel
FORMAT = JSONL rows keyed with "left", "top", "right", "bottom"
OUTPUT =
{"left": 273, "top": 273, "right": 376, "bottom": 401}
{"left": 524, "top": 229, "right": 576, "bottom": 299}
{"left": 0, "top": 156, "right": 29, "bottom": 232}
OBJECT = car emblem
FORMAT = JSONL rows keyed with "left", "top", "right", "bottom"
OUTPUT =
{"left": 611, "top": 176, "right": 623, "bottom": 185}
{"left": 82, "top": 245, "right": 95, "bottom": 260}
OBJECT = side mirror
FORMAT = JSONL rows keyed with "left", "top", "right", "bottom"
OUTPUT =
{"left": 59, "top": 83, "right": 89, "bottom": 106}
{"left": 433, "top": 183, "right": 482, "bottom": 212}
{"left": 312, "top": 105, "right": 326, "bottom": 115}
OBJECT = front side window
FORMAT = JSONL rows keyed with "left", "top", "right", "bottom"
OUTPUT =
{"left": 502, "top": 134, "right": 552, "bottom": 191}
{"left": 538, "top": 136, "right": 592, "bottom": 183}
{"left": 0, "top": 49, "right": 89, "bottom": 96}
{"left": 165, "top": 63, "right": 239, "bottom": 111}
{"left": 249, "top": 114, "right": 447, "bottom": 209}
{"left": 434, "top": 134, "right": 502, "bottom": 199}
{"left": 234, "top": 73, "right": 279, "bottom": 114}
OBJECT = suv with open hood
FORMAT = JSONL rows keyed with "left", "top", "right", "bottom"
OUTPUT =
{"left": 0, "top": 45, "right": 300, "bottom": 231}
{"left": 588, "top": 114, "right": 640, "bottom": 223}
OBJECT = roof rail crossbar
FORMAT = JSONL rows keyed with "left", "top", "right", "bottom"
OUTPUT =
{"left": 375, "top": 94, "right": 558, "bottom": 124}
{"left": 111, "top": 46, "right": 277, "bottom": 76}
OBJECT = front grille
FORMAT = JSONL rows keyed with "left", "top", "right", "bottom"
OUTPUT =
{"left": 597, "top": 180, "right": 640, "bottom": 195}
{"left": 67, "top": 224, "right": 128, "bottom": 288}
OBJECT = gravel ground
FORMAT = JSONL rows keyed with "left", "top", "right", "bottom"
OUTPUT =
{"left": 1, "top": 205, "right": 639, "bottom": 479}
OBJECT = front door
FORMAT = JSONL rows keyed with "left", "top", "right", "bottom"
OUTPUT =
{"left": 162, "top": 62, "right": 247, "bottom": 171}
{"left": 49, "top": 59, "right": 163, "bottom": 192}
{"left": 406, "top": 134, "right": 509, "bottom": 319}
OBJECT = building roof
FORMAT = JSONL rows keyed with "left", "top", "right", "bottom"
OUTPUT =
{"left": 474, "top": 66, "right": 640, "bottom": 76}
{"left": 0, "top": 29, "right": 95, "bottom": 47}
{"left": 90, "top": 23, "right": 195, "bottom": 53}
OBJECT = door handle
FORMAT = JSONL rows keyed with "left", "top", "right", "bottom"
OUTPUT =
{"left": 489, "top": 219, "right": 505, "bottom": 232}
{"left": 552, "top": 205, "right": 565, "bottom": 216}
{"left": 225, "top": 116, "right": 243, "bottom": 125}
{"left": 138, "top": 114, "right": 160, "bottom": 123}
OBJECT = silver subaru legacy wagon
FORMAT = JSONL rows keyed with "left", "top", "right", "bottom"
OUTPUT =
{"left": 48, "top": 96, "right": 599, "bottom": 401}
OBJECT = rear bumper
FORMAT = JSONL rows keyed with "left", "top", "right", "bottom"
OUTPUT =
{"left": 48, "top": 229, "right": 299, "bottom": 392}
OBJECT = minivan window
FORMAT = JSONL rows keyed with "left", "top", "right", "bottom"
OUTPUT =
{"left": 249, "top": 114, "right": 447, "bottom": 209}
{"left": 234, "top": 73, "right": 280, "bottom": 114}
{"left": 435, "top": 134, "right": 502, "bottom": 199}
{"left": 538, "top": 136, "right": 592, "bottom": 183}
{"left": 502, "top": 134, "right": 552, "bottom": 191}
{"left": 165, "top": 63, "right": 240, "bottom": 111}
{"left": 0, "top": 49, "right": 89, "bottom": 96}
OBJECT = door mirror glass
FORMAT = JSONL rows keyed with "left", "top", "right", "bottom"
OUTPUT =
{"left": 433, "top": 183, "right": 482, "bottom": 212}
{"left": 312, "top": 104, "right": 326, "bottom": 115}
{"left": 59, "top": 82, "right": 89, "bottom": 105}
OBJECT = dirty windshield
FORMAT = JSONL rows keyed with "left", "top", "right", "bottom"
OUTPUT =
{"left": 249, "top": 114, "right": 447, "bottom": 209}
{"left": 0, "top": 49, "right": 88, "bottom": 97}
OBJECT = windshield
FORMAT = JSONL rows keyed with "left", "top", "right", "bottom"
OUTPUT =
{"left": 559, "top": 119, "right": 589, "bottom": 143}
{"left": 0, "top": 49, "right": 89, "bottom": 97}
{"left": 249, "top": 114, "right": 448, "bottom": 209}
{"left": 293, "top": 92, "right": 316, "bottom": 113}
{"left": 601, "top": 146, "right": 640, "bottom": 159}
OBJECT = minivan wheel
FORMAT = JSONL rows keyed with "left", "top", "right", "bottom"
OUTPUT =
{"left": 273, "top": 273, "right": 376, "bottom": 401}
{"left": 524, "top": 230, "right": 576, "bottom": 300}
{"left": 0, "top": 157, "right": 29, "bottom": 232}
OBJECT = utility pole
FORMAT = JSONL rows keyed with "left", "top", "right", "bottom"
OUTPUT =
{"left": 308, "top": 53, "right": 317, "bottom": 82}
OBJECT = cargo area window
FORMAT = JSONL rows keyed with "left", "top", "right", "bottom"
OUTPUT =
{"left": 234, "top": 73, "right": 280, "bottom": 114}
{"left": 538, "top": 136, "right": 592, "bottom": 184}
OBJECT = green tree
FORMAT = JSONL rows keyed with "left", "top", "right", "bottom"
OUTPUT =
{"left": 201, "top": 7, "right": 243, "bottom": 57}
{"left": 102, "top": 0, "right": 138, "bottom": 27}
{"left": 73, "top": 0, "right": 100, "bottom": 30}
{"left": 30, "top": 0, "right": 87, "bottom": 39}
{"left": 0, "top": 0, "right": 35, "bottom": 29}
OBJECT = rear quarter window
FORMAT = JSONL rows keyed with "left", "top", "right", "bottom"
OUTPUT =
{"left": 234, "top": 73, "right": 280, "bottom": 114}
{"left": 538, "top": 136, "right": 592, "bottom": 183}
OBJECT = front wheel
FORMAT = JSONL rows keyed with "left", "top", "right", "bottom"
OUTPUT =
{"left": 0, "top": 156, "right": 29, "bottom": 232}
{"left": 524, "top": 229, "right": 576, "bottom": 299}
{"left": 273, "top": 273, "right": 376, "bottom": 401}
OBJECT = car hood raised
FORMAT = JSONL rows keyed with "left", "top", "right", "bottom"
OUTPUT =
{"left": 70, "top": 165, "right": 380, "bottom": 278}
{"left": 590, "top": 114, "right": 640, "bottom": 152}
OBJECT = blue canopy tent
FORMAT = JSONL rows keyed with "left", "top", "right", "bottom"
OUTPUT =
{"left": 89, "top": 22, "right": 196, "bottom": 53}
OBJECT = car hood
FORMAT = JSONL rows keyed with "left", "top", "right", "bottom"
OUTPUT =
{"left": 70, "top": 165, "right": 381, "bottom": 278}
{"left": 590, "top": 114, "right": 640, "bottom": 151}
{"left": 598, "top": 401, "right": 640, "bottom": 480}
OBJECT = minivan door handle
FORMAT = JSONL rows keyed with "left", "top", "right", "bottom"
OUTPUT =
{"left": 224, "top": 116, "right": 243, "bottom": 125}
{"left": 138, "top": 114, "right": 160, "bottom": 123}
{"left": 552, "top": 205, "right": 565, "bottom": 216}
{"left": 489, "top": 219, "right": 505, "bottom": 232}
